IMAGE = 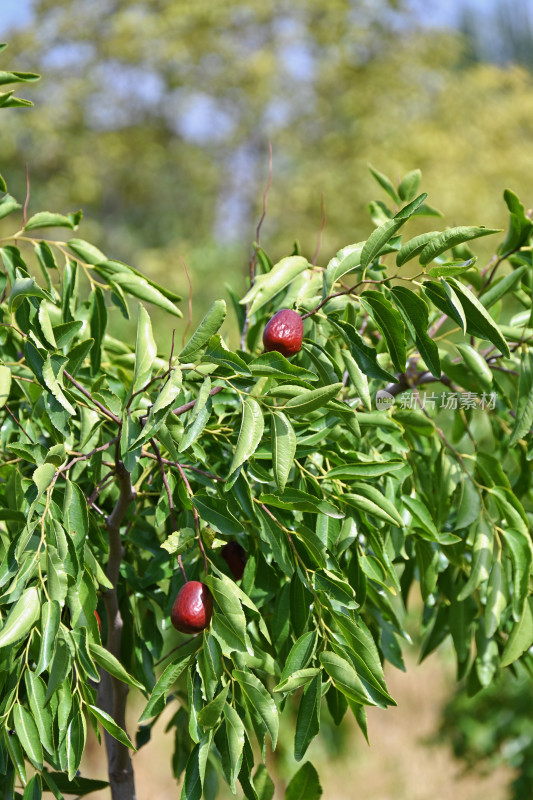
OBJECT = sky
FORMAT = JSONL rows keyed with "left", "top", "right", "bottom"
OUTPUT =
{"left": 0, "top": 0, "right": 479, "bottom": 38}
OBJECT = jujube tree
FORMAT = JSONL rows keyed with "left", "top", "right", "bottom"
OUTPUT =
{"left": 0, "top": 43, "right": 532, "bottom": 800}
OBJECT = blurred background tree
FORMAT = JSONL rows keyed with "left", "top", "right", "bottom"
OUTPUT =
{"left": 2, "top": 0, "right": 533, "bottom": 347}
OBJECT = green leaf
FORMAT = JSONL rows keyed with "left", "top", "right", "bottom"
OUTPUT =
{"left": 368, "top": 165, "right": 399, "bottom": 204}
{"left": 274, "top": 669, "right": 321, "bottom": 694}
{"left": 41, "top": 773, "right": 109, "bottom": 796}
{"left": 8, "top": 275, "right": 49, "bottom": 311}
{"left": 139, "top": 651, "right": 194, "bottom": 722}
{"left": 22, "top": 775, "right": 42, "bottom": 800}
{"left": 324, "top": 242, "right": 364, "bottom": 294}
{"left": 510, "top": 351, "right": 533, "bottom": 446}
{"left": 25, "top": 672, "right": 54, "bottom": 754}
{"left": 396, "top": 231, "right": 441, "bottom": 267}
{"left": 259, "top": 488, "right": 342, "bottom": 518}
{"left": 97, "top": 269, "right": 181, "bottom": 317}
{"left": 66, "top": 711, "right": 86, "bottom": 780}
{"left": 279, "top": 632, "right": 317, "bottom": 683}
{"left": 233, "top": 670, "right": 279, "bottom": 749}
{"left": 329, "top": 319, "right": 395, "bottom": 382}
{"left": 89, "top": 643, "right": 145, "bottom": 691}
{"left": 204, "top": 335, "right": 250, "bottom": 375}
{"left": 250, "top": 351, "right": 317, "bottom": 382}
{"left": 197, "top": 685, "right": 229, "bottom": 728}
{"left": 419, "top": 226, "right": 500, "bottom": 265}
{"left": 457, "top": 521, "right": 493, "bottom": 601}
{"left": 456, "top": 343, "right": 493, "bottom": 392}
{"left": 228, "top": 397, "right": 264, "bottom": 475}
{"left": 427, "top": 257, "right": 477, "bottom": 278}
{"left": 447, "top": 278, "right": 510, "bottom": 356}
{"left": 341, "top": 350, "right": 371, "bottom": 410}
{"left": 192, "top": 493, "right": 242, "bottom": 535}
{"left": 285, "top": 762, "right": 322, "bottom": 800}
{"left": 179, "top": 377, "right": 213, "bottom": 452}
{"left": 36, "top": 599, "right": 61, "bottom": 675}
{"left": 360, "top": 217, "right": 406, "bottom": 271}
{"left": 180, "top": 300, "right": 227, "bottom": 361}
{"left": 23, "top": 211, "right": 82, "bottom": 232}
{"left": 294, "top": 675, "right": 321, "bottom": 762}
{"left": 501, "top": 528, "right": 533, "bottom": 619}
{"left": 398, "top": 169, "right": 422, "bottom": 202}
{"left": 0, "top": 586, "right": 40, "bottom": 647}
{"left": 327, "top": 459, "right": 404, "bottom": 479}
{"left": 360, "top": 291, "right": 407, "bottom": 371}
{"left": 480, "top": 265, "right": 528, "bottom": 309}
{"left": 13, "top": 704, "right": 43, "bottom": 770}
{"left": 206, "top": 576, "right": 249, "bottom": 654}
{"left": 132, "top": 304, "right": 157, "bottom": 392}
{"left": 88, "top": 705, "right": 136, "bottom": 750}
{"left": 319, "top": 650, "right": 375, "bottom": 706}
{"left": 0, "top": 364, "right": 11, "bottom": 408}
{"left": 89, "top": 286, "right": 107, "bottom": 373}
{"left": 283, "top": 383, "right": 342, "bottom": 415}
{"left": 500, "top": 597, "right": 533, "bottom": 668}
{"left": 223, "top": 703, "right": 245, "bottom": 792}
{"left": 240, "top": 256, "right": 309, "bottom": 315}
{"left": 42, "top": 355, "right": 75, "bottom": 415}
{"left": 344, "top": 485, "right": 403, "bottom": 527}
{"left": 0, "top": 193, "right": 21, "bottom": 220}
{"left": 271, "top": 411, "right": 296, "bottom": 493}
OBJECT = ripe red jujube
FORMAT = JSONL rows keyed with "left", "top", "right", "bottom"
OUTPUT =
{"left": 171, "top": 581, "right": 213, "bottom": 634}
{"left": 221, "top": 541, "right": 247, "bottom": 581}
{"left": 263, "top": 309, "right": 303, "bottom": 357}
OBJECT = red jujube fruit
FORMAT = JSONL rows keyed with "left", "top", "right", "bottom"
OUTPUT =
{"left": 171, "top": 581, "right": 214, "bottom": 634}
{"left": 221, "top": 541, "right": 247, "bottom": 581}
{"left": 263, "top": 309, "right": 303, "bottom": 357}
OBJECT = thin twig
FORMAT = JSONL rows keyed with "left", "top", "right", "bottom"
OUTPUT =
{"left": 64, "top": 370, "right": 121, "bottom": 424}
{"left": 154, "top": 634, "right": 199, "bottom": 667}
{"left": 172, "top": 385, "right": 223, "bottom": 417}
{"left": 175, "top": 461, "right": 208, "bottom": 576}
{"left": 241, "top": 142, "right": 273, "bottom": 350}
{"left": 311, "top": 192, "right": 326, "bottom": 266}
{"left": 4, "top": 405, "right": 35, "bottom": 443}
{"left": 150, "top": 438, "right": 187, "bottom": 582}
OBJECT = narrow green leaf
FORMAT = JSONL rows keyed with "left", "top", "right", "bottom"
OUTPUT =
{"left": 320, "top": 650, "right": 377, "bottom": 706}
{"left": 228, "top": 397, "right": 264, "bottom": 475}
{"left": 13, "top": 703, "right": 43, "bottom": 770}
{"left": 419, "top": 226, "right": 500, "bottom": 265}
{"left": 197, "top": 685, "right": 229, "bottom": 728}
{"left": 24, "top": 211, "right": 82, "bottom": 232}
{"left": 240, "top": 256, "right": 309, "bottom": 315}
{"left": 360, "top": 291, "right": 407, "bottom": 371}
{"left": 271, "top": 410, "right": 296, "bottom": 493}
{"left": 510, "top": 351, "right": 533, "bottom": 445}
{"left": 88, "top": 705, "right": 136, "bottom": 750}
{"left": 368, "top": 165, "right": 399, "bottom": 203}
{"left": 89, "top": 643, "right": 145, "bottom": 691}
{"left": 180, "top": 300, "right": 227, "bottom": 360}
{"left": 132, "top": 304, "right": 156, "bottom": 392}
{"left": 285, "top": 762, "right": 322, "bottom": 800}
{"left": 0, "top": 586, "right": 40, "bottom": 647}
{"left": 0, "top": 364, "right": 11, "bottom": 408}
{"left": 283, "top": 383, "right": 342, "bottom": 416}
{"left": 294, "top": 675, "right": 321, "bottom": 762}
{"left": 233, "top": 670, "right": 279, "bottom": 748}
{"left": 396, "top": 231, "right": 441, "bottom": 267}
{"left": 457, "top": 522, "right": 493, "bottom": 601}
{"left": 500, "top": 597, "right": 533, "bottom": 667}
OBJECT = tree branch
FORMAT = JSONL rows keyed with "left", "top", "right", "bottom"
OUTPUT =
{"left": 172, "top": 384, "right": 223, "bottom": 417}
{"left": 97, "top": 460, "right": 137, "bottom": 800}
